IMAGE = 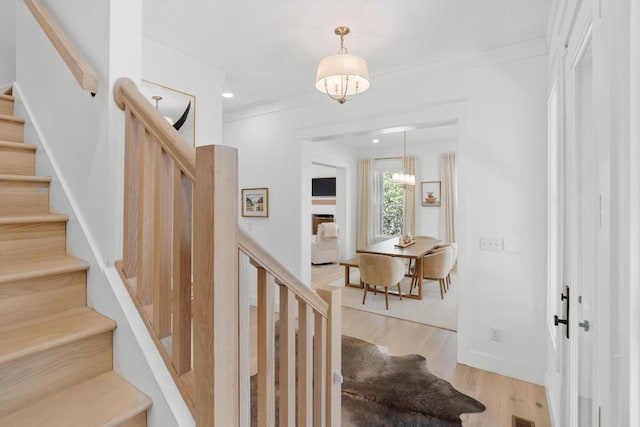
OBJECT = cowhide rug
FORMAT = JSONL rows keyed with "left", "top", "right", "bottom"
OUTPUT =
{"left": 251, "top": 333, "right": 485, "bottom": 426}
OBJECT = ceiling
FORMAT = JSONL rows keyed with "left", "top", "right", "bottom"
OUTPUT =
{"left": 143, "top": 0, "right": 551, "bottom": 112}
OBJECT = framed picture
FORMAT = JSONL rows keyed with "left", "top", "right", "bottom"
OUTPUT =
{"left": 140, "top": 80, "right": 196, "bottom": 147}
{"left": 242, "top": 188, "right": 269, "bottom": 217}
{"left": 421, "top": 181, "right": 441, "bottom": 207}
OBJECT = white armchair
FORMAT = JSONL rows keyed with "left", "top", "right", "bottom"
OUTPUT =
{"left": 311, "top": 222, "right": 340, "bottom": 264}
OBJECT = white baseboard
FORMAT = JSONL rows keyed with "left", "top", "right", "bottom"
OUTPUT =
{"left": 458, "top": 349, "right": 545, "bottom": 386}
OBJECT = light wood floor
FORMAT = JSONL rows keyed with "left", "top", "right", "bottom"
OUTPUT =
{"left": 312, "top": 263, "right": 551, "bottom": 427}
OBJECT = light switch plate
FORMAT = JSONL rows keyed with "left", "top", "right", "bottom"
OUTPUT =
{"left": 480, "top": 237, "right": 502, "bottom": 251}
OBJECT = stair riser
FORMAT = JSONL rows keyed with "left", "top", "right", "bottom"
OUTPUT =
{"left": 0, "top": 146, "right": 35, "bottom": 176}
{"left": 0, "top": 221, "right": 66, "bottom": 262}
{"left": 117, "top": 411, "right": 148, "bottom": 427}
{"left": 0, "top": 331, "right": 113, "bottom": 418}
{"left": 0, "top": 180, "right": 49, "bottom": 215}
{"left": 0, "top": 98, "right": 13, "bottom": 116}
{"left": 0, "top": 120, "right": 24, "bottom": 143}
{"left": 0, "top": 271, "right": 87, "bottom": 327}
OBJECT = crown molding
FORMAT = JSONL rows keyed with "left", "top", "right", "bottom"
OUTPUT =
{"left": 224, "top": 37, "right": 547, "bottom": 123}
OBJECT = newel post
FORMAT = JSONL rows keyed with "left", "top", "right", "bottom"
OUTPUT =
{"left": 316, "top": 285, "right": 342, "bottom": 426}
{"left": 193, "top": 145, "right": 239, "bottom": 426}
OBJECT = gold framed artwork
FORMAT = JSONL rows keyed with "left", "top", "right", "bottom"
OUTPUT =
{"left": 242, "top": 188, "right": 269, "bottom": 217}
{"left": 421, "top": 181, "right": 441, "bottom": 207}
{"left": 140, "top": 79, "right": 196, "bottom": 147}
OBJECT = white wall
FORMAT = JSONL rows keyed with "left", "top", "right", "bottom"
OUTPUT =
{"left": 0, "top": 0, "right": 15, "bottom": 87}
{"left": 142, "top": 36, "right": 224, "bottom": 147}
{"left": 224, "top": 41, "right": 548, "bottom": 384}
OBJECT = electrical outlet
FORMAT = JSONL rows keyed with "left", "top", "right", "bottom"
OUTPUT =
{"left": 490, "top": 327, "right": 502, "bottom": 342}
{"left": 480, "top": 237, "right": 503, "bottom": 251}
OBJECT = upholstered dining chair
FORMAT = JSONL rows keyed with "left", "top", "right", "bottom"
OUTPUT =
{"left": 421, "top": 246, "right": 455, "bottom": 299}
{"left": 358, "top": 253, "right": 406, "bottom": 310}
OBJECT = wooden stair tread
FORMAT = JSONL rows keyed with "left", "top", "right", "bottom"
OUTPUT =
{"left": 0, "top": 371, "right": 151, "bottom": 427}
{"left": 0, "top": 307, "right": 115, "bottom": 365}
{"left": 0, "top": 213, "right": 67, "bottom": 225}
{"left": 0, "top": 94, "right": 14, "bottom": 102}
{"left": 0, "top": 255, "right": 89, "bottom": 284}
{"left": 0, "top": 174, "right": 51, "bottom": 183}
{"left": 0, "top": 141, "right": 36, "bottom": 151}
{"left": 0, "top": 114, "right": 25, "bottom": 124}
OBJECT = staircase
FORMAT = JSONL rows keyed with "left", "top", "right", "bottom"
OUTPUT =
{"left": 0, "top": 87, "right": 152, "bottom": 426}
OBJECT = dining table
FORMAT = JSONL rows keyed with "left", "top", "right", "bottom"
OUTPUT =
{"left": 356, "top": 236, "right": 441, "bottom": 300}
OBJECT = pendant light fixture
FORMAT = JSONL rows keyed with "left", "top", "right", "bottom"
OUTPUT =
{"left": 315, "top": 27, "right": 370, "bottom": 104}
{"left": 392, "top": 131, "right": 415, "bottom": 186}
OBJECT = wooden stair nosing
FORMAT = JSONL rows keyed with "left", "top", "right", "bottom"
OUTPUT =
{"left": 0, "top": 94, "right": 14, "bottom": 102}
{"left": 0, "top": 256, "right": 89, "bottom": 285}
{"left": 0, "top": 214, "right": 68, "bottom": 225}
{"left": 0, "top": 174, "right": 51, "bottom": 184}
{"left": 0, "top": 141, "right": 36, "bottom": 151}
{"left": 0, "top": 114, "right": 25, "bottom": 124}
{"left": 0, "top": 307, "right": 115, "bottom": 366}
{"left": 0, "top": 372, "right": 152, "bottom": 427}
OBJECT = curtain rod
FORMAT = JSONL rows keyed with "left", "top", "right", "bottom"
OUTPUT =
{"left": 374, "top": 156, "right": 402, "bottom": 161}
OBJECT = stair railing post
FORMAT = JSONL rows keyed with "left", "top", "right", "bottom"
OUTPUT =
{"left": 193, "top": 145, "right": 239, "bottom": 426}
{"left": 316, "top": 286, "right": 342, "bottom": 427}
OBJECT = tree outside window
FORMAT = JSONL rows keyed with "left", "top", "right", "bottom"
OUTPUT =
{"left": 380, "top": 171, "right": 404, "bottom": 236}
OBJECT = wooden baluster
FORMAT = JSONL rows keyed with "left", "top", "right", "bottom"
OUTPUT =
{"left": 313, "top": 312, "right": 326, "bottom": 427}
{"left": 153, "top": 149, "right": 172, "bottom": 338}
{"left": 122, "top": 110, "right": 139, "bottom": 279}
{"left": 254, "top": 264, "right": 275, "bottom": 427}
{"left": 239, "top": 251, "right": 251, "bottom": 427}
{"left": 317, "top": 286, "right": 342, "bottom": 427}
{"left": 172, "top": 165, "right": 192, "bottom": 374}
{"left": 278, "top": 283, "right": 296, "bottom": 427}
{"left": 136, "top": 126, "right": 156, "bottom": 306}
{"left": 297, "top": 301, "right": 313, "bottom": 427}
{"left": 193, "top": 145, "right": 239, "bottom": 426}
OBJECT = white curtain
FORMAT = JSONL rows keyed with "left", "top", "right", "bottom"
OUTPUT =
{"left": 440, "top": 152, "right": 457, "bottom": 243}
{"left": 357, "top": 159, "right": 374, "bottom": 249}
{"left": 404, "top": 156, "right": 416, "bottom": 236}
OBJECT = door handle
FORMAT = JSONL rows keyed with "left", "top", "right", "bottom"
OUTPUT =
{"left": 554, "top": 315, "right": 568, "bottom": 326}
{"left": 552, "top": 287, "right": 570, "bottom": 339}
{"left": 578, "top": 320, "right": 590, "bottom": 332}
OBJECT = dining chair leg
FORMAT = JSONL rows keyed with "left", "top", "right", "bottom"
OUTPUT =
{"left": 362, "top": 284, "right": 369, "bottom": 305}
{"left": 438, "top": 279, "right": 444, "bottom": 299}
{"left": 397, "top": 282, "right": 403, "bottom": 301}
{"left": 384, "top": 287, "right": 389, "bottom": 310}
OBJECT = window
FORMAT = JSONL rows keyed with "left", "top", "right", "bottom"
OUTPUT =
{"left": 373, "top": 159, "right": 404, "bottom": 238}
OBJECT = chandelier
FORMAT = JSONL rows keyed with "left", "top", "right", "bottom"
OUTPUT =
{"left": 315, "top": 27, "right": 370, "bottom": 104}
{"left": 392, "top": 131, "right": 415, "bottom": 186}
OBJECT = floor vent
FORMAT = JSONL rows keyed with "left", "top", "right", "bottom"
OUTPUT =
{"left": 512, "top": 415, "right": 535, "bottom": 427}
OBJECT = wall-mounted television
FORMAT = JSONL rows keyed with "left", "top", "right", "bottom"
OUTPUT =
{"left": 312, "top": 177, "right": 336, "bottom": 197}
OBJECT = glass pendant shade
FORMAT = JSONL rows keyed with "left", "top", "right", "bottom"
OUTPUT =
{"left": 393, "top": 131, "right": 415, "bottom": 186}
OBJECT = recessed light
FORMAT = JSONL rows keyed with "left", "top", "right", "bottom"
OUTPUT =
{"left": 222, "top": 92, "right": 234, "bottom": 98}
{"left": 372, "top": 139, "right": 379, "bottom": 143}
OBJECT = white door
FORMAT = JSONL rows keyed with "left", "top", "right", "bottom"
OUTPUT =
{"left": 571, "top": 33, "right": 598, "bottom": 426}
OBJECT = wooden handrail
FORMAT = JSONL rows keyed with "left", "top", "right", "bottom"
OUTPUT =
{"left": 238, "top": 229, "right": 329, "bottom": 317}
{"left": 114, "top": 78, "right": 196, "bottom": 180}
{"left": 24, "top": 0, "right": 99, "bottom": 95}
